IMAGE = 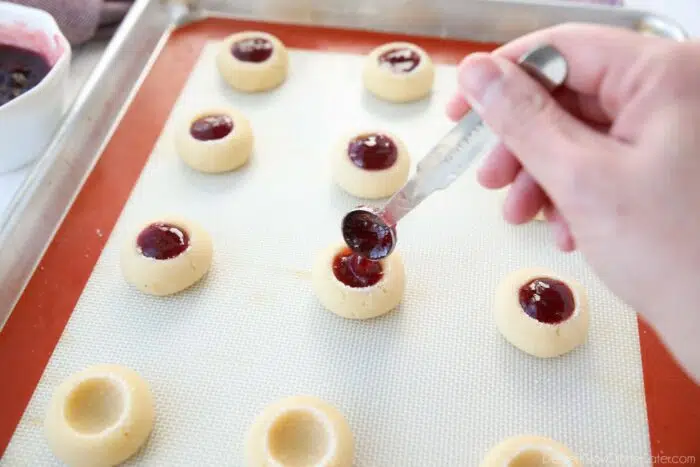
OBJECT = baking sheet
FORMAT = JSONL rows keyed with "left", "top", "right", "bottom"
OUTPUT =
{"left": 0, "top": 1, "right": 691, "bottom": 337}
{"left": 2, "top": 40, "right": 651, "bottom": 465}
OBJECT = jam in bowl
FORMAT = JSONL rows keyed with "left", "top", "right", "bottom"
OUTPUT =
{"left": 0, "top": 2, "right": 71, "bottom": 173}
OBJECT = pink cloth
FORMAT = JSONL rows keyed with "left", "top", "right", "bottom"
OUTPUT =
{"left": 6, "top": 0, "right": 133, "bottom": 45}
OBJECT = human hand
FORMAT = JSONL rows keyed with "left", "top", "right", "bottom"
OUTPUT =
{"left": 447, "top": 24, "right": 700, "bottom": 381}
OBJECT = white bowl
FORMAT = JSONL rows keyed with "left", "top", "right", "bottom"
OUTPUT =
{"left": 0, "top": 1, "right": 71, "bottom": 173}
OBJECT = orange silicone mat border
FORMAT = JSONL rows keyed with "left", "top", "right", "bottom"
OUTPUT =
{"left": 0, "top": 17, "right": 698, "bottom": 463}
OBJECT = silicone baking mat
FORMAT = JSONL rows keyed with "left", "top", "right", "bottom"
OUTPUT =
{"left": 1, "top": 18, "right": 698, "bottom": 466}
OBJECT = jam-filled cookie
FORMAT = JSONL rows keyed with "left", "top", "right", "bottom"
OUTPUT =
{"left": 175, "top": 106, "right": 253, "bottom": 173}
{"left": 312, "top": 242, "right": 405, "bottom": 320}
{"left": 120, "top": 216, "right": 213, "bottom": 296}
{"left": 495, "top": 267, "right": 590, "bottom": 358}
{"left": 216, "top": 31, "right": 288, "bottom": 92}
{"left": 363, "top": 41, "right": 434, "bottom": 103}
{"left": 332, "top": 130, "right": 410, "bottom": 199}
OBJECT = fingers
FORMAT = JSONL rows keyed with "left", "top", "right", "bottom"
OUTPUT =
{"left": 544, "top": 205, "right": 576, "bottom": 252}
{"left": 446, "top": 94, "right": 470, "bottom": 121}
{"left": 477, "top": 144, "right": 520, "bottom": 189}
{"left": 449, "top": 86, "right": 611, "bottom": 130}
{"left": 500, "top": 174, "right": 577, "bottom": 252}
{"left": 491, "top": 23, "right": 660, "bottom": 106}
{"left": 503, "top": 171, "right": 548, "bottom": 225}
{"left": 474, "top": 87, "right": 611, "bottom": 192}
{"left": 553, "top": 87, "right": 611, "bottom": 125}
{"left": 457, "top": 53, "right": 620, "bottom": 199}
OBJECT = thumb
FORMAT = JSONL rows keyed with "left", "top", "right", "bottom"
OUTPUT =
{"left": 457, "top": 53, "right": 613, "bottom": 199}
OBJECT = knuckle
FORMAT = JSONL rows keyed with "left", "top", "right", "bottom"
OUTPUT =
{"left": 561, "top": 148, "right": 619, "bottom": 205}
{"left": 560, "top": 153, "right": 592, "bottom": 188}
{"left": 488, "top": 68, "right": 553, "bottom": 138}
{"left": 638, "top": 44, "right": 698, "bottom": 99}
{"left": 658, "top": 45, "right": 700, "bottom": 96}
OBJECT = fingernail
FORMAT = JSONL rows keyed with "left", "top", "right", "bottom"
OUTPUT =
{"left": 458, "top": 55, "right": 503, "bottom": 112}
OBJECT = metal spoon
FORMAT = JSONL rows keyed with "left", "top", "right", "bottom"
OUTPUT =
{"left": 341, "top": 44, "right": 569, "bottom": 260}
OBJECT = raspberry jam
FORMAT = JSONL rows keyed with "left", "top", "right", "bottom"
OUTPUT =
{"left": 190, "top": 115, "right": 233, "bottom": 141}
{"left": 137, "top": 223, "right": 190, "bottom": 260}
{"left": 232, "top": 37, "right": 274, "bottom": 63}
{"left": 0, "top": 44, "right": 51, "bottom": 107}
{"left": 378, "top": 47, "right": 421, "bottom": 73}
{"left": 518, "top": 277, "right": 575, "bottom": 324}
{"left": 333, "top": 247, "right": 383, "bottom": 288}
{"left": 347, "top": 134, "right": 397, "bottom": 170}
{"left": 342, "top": 210, "right": 395, "bottom": 260}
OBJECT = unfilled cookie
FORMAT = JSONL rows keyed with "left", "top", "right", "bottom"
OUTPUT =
{"left": 245, "top": 395, "right": 354, "bottom": 467}
{"left": 311, "top": 242, "right": 405, "bottom": 320}
{"left": 216, "top": 31, "right": 288, "bottom": 92}
{"left": 120, "top": 216, "right": 213, "bottom": 296}
{"left": 44, "top": 364, "right": 155, "bottom": 467}
{"left": 363, "top": 41, "right": 434, "bottom": 103}
{"left": 495, "top": 267, "right": 590, "bottom": 358}
{"left": 332, "top": 130, "right": 410, "bottom": 199}
{"left": 480, "top": 435, "right": 582, "bottom": 466}
{"left": 174, "top": 106, "right": 253, "bottom": 173}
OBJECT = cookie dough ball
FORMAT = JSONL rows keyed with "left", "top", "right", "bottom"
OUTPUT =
{"left": 363, "top": 42, "right": 434, "bottom": 103}
{"left": 245, "top": 395, "right": 354, "bottom": 467}
{"left": 311, "top": 242, "right": 405, "bottom": 320}
{"left": 174, "top": 107, "right": 253, "bottom": 173}
{"left": 120, "top": 216, "right": 213, "bottom": 296}
{"left": 44, "top": 364, "right": 155, "bottom": 467}
{"left": 332, "top": 131, "right": 410, "bottom": 199}
{"left": 216, "top": 31, "right": 288, "bottom": 92}
{"left": 480, "top": 435, "right": 581, "bottom": 467}
{"left": 495, "top": 267, "right": 590, "bottom": 358}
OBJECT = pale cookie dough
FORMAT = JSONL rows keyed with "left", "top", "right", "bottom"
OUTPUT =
{"left": 120, "top": 216, "right": 213, "bottom": 296}
{"left": 480, "top": 435, "right": 582, "bottom": 467}
{"left": 245, "top": 395, "right": 354, "bottom": 467}
{"left": 495, "top": 267, "right": 590, "bottom": 358}
{"left": 45, "top": 364, "right": 155, "bottom": 467}
{"left": 363, "top": 41, "right": 435, "bottom": 103}
{"left": 216, "top": 31, "right": 288, "bottom": 93}
{"left": 332, "top": 130, "right": 410, "bottom": 199}
{"left": 174, "top": 107, "right": 253, "bottom": 173}
{"left": 311, "top": 242, "right": 405, "bottom": 320}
